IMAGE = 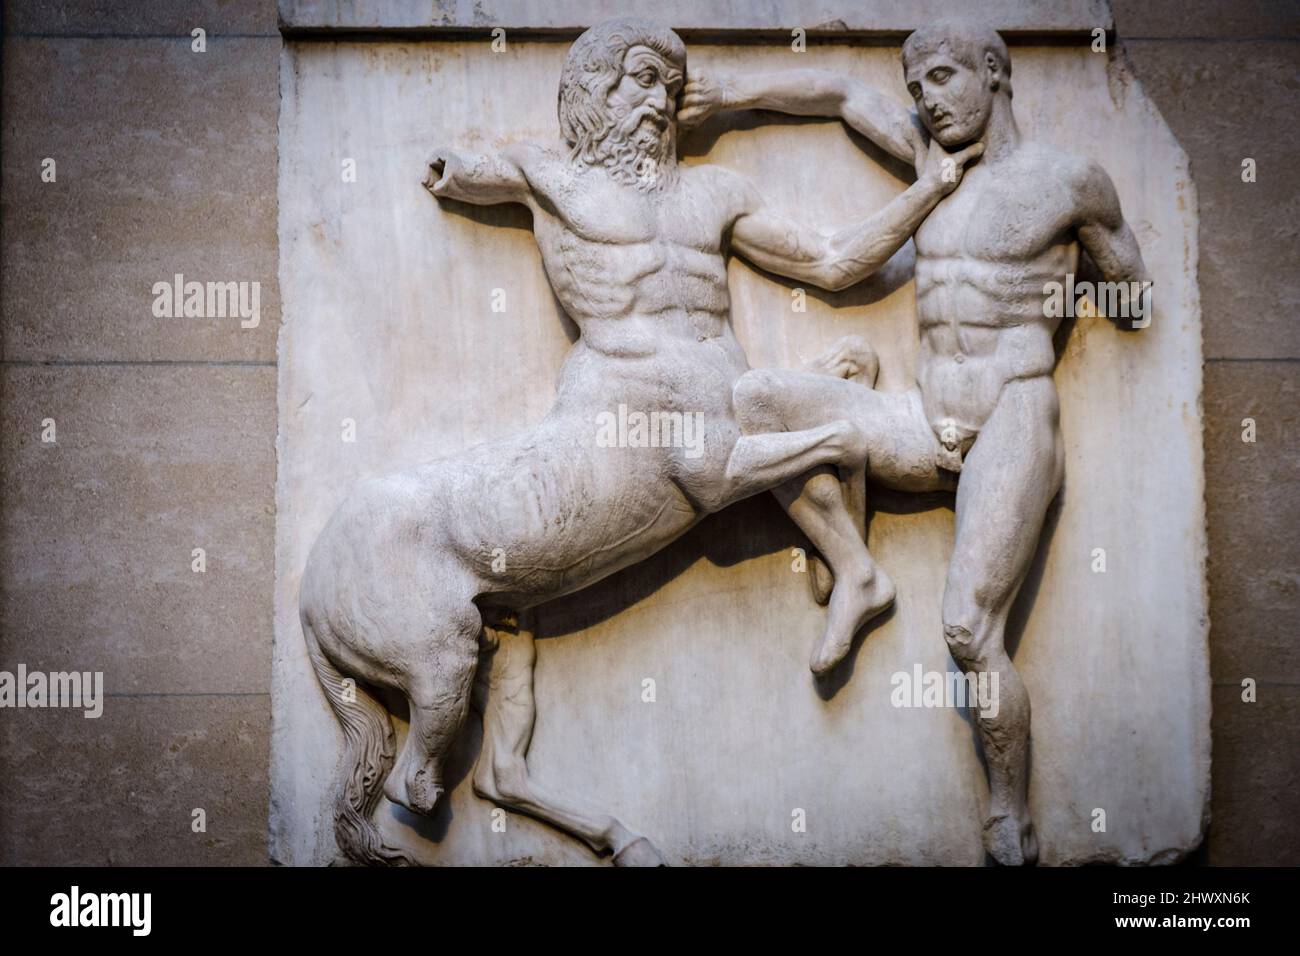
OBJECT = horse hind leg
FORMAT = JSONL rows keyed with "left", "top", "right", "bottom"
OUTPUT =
{"left": 385, "top": 604, "right": 483, "bottom": 816}
{"left": 472, "top": 616, "right": 666, "bottom": 866}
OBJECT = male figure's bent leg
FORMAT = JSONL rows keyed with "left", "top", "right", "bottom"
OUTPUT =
{"left": 941, "top": 376, "right": 1064, "bottom": 866}
{"left": 802, "top": 336, "right": 878, "bottom": 603}
{"left": 734, "top": 366, "right": 946, "bottom": 675}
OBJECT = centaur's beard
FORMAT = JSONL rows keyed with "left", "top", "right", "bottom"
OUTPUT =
{"left": 585, "top": 102, "right": 678, "bottom": 191}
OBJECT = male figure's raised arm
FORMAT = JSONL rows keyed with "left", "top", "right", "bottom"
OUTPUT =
{"left": 423, "top": 142, "right": 538, "bottom": 206}
{"left": 1073, "top": 160, "right": 1153, "bottom": 327}
{"left": 730, "top": 139, "right": 981, "bottom": 292}
{"left": 681, "top": 69, "right": 926, "bottom": 172}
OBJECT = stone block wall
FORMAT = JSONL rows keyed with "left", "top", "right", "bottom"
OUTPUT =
{"left": 0, "top": 0, "right": 1295, "bottom": 865}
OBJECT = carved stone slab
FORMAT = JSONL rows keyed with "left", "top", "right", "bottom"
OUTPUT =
{"left": 271, "top": 5, "right": 1207, "bottom": 866}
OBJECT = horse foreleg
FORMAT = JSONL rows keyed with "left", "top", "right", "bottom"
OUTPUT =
{"left": 472, "top": 616, "right": 666, "bottom": 866}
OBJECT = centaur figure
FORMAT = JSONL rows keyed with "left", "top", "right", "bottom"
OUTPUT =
{"left": 299, "top": 17, "right": 979, "bottom": 865}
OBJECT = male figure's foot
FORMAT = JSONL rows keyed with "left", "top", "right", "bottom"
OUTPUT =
{"left": 982, "top": 810, "right": 1039, "bottom": 866}
{"left": 810, "top": 566, "right": 895, "bottom": 675}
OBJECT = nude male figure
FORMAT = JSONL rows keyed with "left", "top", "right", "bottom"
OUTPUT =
{"left": 299, "top": 17, "right": 980, "bottom": 865}
{"left": 680, "top": 19, "right": 1151, "bottom": 865}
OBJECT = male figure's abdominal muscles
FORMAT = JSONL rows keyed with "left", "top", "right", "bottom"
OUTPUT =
{"left": 917, "top": 249, "right": 1072, "bottom": 283}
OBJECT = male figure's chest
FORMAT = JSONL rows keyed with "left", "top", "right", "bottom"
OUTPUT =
{"left": 916, "top": 162, "right": 1078, "bottom": 262}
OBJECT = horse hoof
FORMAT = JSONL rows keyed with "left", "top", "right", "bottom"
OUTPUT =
{"left": 982, "top": 813, "right": 1038, "bottom": 866}
{"left": 613, "top": 837, "right": 668, "bottom": 867}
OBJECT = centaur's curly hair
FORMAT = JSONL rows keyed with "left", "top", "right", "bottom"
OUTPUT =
{"left": 558, "top": 18, "right": 686, "bottom": 165}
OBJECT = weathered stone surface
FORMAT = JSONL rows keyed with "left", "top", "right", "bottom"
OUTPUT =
{"left": 1207, "top": 683, "right": 1300, "bottom": 865}
{"left": 273, "top": 29, "right": 1207, "bottom": 866}
{"left": 0, "top": 365, "right": 276, "bottom": 695}
{"left": 279, "top": 0, "right": 1112, "bottom": 35}
{"left": 0, "top": 37, "right": 279, "bottom": 362}
{"left": 4, "top": 0, "right": 279, "bottom": 36}
{"left": 1118, "top": 41, "right": 1300, "bottom": 359}
{"left": 0, "top": 695, "right": 269, "bottom": 865}
{"left": 1203, "top": 362, "right": 1300, "bottom": 685}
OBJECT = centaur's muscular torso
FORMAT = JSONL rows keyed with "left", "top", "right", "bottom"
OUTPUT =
{"left": 521, "top": 150, "right": 752, "bottom": 407}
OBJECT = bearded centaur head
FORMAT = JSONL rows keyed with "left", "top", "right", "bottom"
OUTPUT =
{"left": 557, "top": 18, "right": 687, "bottom": 189}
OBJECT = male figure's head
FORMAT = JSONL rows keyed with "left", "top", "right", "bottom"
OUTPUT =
{"left": 902, "top": 19, "right": 1012, "bottom": 148}
{"left": 558, "top": 18, "right": 686, "bottom": 189}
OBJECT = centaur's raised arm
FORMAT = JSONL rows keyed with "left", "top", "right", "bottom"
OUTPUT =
{"left": 424, "top": 142, "right": 542, "bottom": 206}
{"left": 680, "top": 69, "right": 926, "bottom": 173}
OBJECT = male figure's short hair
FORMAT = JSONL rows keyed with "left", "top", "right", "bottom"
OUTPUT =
{"left": 902, "top": 19, "right": 1012, "bottom": 97}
